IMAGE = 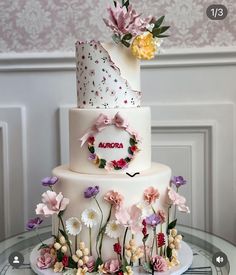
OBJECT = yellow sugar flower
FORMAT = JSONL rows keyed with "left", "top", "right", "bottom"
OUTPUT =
{"left": 54, "top": 262, "right": 64, "bottom": 272}
{"left": 131, "top": 33, "right": 156, "bottom": 60}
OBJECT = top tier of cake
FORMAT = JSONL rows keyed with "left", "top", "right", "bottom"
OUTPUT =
{"left": 76, "top": 41, "right": 141, "bottom": 109}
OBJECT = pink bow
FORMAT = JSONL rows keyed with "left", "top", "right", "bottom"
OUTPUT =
{"left": 80, "top": 112, "right": 139, "bottom": 147}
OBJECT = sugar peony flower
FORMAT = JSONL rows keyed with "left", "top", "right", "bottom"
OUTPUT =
{"left": 131, "top": 33, "right": 156, "bottom": 60}
{"left": 104, "top": 190, "right": 124, "bottom": 210}
{"left": 81, "top": 208, "right": 99, "bottom": 228}
{"left": 151, "top": 255, "right": 168, "bottom": 272}
{"left": 115, "top": 205, "right": 142, "bottom": 234}
{"left": 35, "top": 191, "right": 69, "bottom": 217}
{"left": 36, "top": 253, "right": 55, "bottom": 269}
{"left": 86, "top": 256, "right": 95, "bottom": 273}
{"left": 66, "top": 217, "right": 82, "bottom": 236}
{"left": 41, "top": 176, "right": 58, "bottom": 187}
{"left": 26, "top": 217, "right": 43, "bottom": 231}
{"left": 84, "top": 186, "right": 99, "bottom": 198}
{"left": 167, "top": 187, "right": 190, "bottom": 213}
{"left": 104, "top": 259, "right": 120, "bottom": 273}
{"left": 143, "top": 186, "right": 160, "bottom": 204}
{"left": 171, "top": 176, "right": 187, "bottom": 188}
{"left": 103, "top": 4, "right": 152, "bottom": 37}
{"left": 105, "top": 220, "right": 123, "bottom": 239}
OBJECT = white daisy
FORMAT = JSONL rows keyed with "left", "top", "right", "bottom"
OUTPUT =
{"left": 81, "top": 208, "right": 99, "bottom": 228}
{"left": 105, "top": 220, "right": 122, "bottom": 239}
{"left": 66, "top": 217, "right": 82, "bottom": 236}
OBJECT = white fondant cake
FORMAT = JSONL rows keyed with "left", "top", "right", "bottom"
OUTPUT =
{"left": 69, "top": 107, "right": 151, "bottom": 174}
{"left": 32, "top": 7, "right": 191, "bottom": 273}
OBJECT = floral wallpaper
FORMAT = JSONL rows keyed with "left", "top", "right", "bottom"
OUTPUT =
{"left": 0, "top": 0, "right": 236, "bottom": 53}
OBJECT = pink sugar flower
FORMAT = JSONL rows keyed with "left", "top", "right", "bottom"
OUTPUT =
{"left": 37, "top": 253, "right": 55, "bottom": 269}
{"left": 35, "top": 190, "right": 70, "bottom": 217}
{"left": 115, "top": 204, "right": 142, "bottom": 234}
{"left": 157, "top": 209, "right": 166, "bottom": 224}
{"left": 103, "top": 4, "right": 153, "bottom": 37}
{"left": 104, "top": 259, "right": 120, "bottom": 273}
{"left": 143, "top": 186, "right": 160, "bottom": 204}
{"left": 167, "top": 187, "right": 190, "bottom": 213}
{"left": 151, "top": 255, "right": 168, "bottom": 272}
{"left": 86, "top": 256, "right": 95, "bottom": 273}
{"left": 104, "top": 190, "right": 124, "bottom": 210}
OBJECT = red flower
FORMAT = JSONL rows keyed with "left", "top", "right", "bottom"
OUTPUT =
{"left": 117, "top": 158, "right": 127, "bottom": 168}
{"left": 157, "top": 233, "right": 165, "bottom": 247}
{"left": 87, "top": 136, "right": 95, "bottom": 144}
{"left": 112, "top": 160, "right": 118, "bottom": 167}
{"left": 142, "top": 226, "right": 147, "bottom": 237}
{"left": 117, "top": 271, "right": 123, "bottom": 275}
{"left": 62, "top": 255, "right": 69, "bottom": 267}
{"left": 113, "top": 243, "right": 122, "bottom": 254}
{"left": 142, "top": 219, "right": 147, "bottom": 226}
{"left": 130, "top": 145, "right": 137, "bottom": 152}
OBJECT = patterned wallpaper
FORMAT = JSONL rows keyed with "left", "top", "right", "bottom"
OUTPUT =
{"left": 0, "top": 0, "right": 236, "bottom": 53}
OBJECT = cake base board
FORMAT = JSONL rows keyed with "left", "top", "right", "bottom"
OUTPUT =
{"left": 30, "top": 238, "right": 193, "bottom": 275}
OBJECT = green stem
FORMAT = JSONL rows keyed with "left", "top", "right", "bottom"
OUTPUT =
{"left": 59, "top": 215, "right": 72, "bottom": 256}
{"left": 143, "top": 240, "right": 147, "bottom": 262}
{"left": 123, "top": 227, "right": 128, "bottom": 258}
{"left": 154, "top": 227, "right": 158, "bottom": 255}
{"left": 99, "top": 205, "right": 112, "bottom": 258}
{"left": 75, "top": 235, "right": 77, "bottom": 254}
{"left": 151, "top": 205, "right": 156, "bottom": 214}
{"left": 95, "top": 197, "right": 103, "bottom": 257}
{"left": 89, "top": 227, "right": 92, "bottom": 256}
{"left": 35, "top": 228, "right": 45, "bottom": 245}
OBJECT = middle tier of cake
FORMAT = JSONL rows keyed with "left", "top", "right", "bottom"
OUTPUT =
{"left": 69, "top": 107, "right": 151, "bottom": 174}
{"left": 52, "top": 162, "right": 171, "bottom": 261}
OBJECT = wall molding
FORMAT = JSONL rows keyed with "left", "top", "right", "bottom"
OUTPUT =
{"left": 0, "top": 46, "right": 236, "bottom": 71}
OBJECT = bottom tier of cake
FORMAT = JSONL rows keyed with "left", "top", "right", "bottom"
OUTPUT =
{"left": 52, "top": 163, "right": 171, "bottom": 261}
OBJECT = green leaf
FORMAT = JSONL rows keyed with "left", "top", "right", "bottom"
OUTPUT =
{"left": 59, "top": 229, "right": 69, "bottom": 242}
{"left": 68, "top": 256, "right": 78, "bottom": 268}
{"left": 112, "top": 34, "right": 121, "bottom": 44}
{"left": 142, "top": 262, "right": 152, "bottom": 273}
{"left": 121, "top": 258, "right": 129, "bottom": 272}
{"left": 125, "top": 157, "right": 131, "bottom": 163}
{"left": 88, "top": 146, "right": 95, "bottom": 154}
{"left": 167, "top": 246, "right": 172, "bottom": 260}
{"left": 113, "top": 1, "right": 117, "bottom": 7}
{"left": 121, "top": 40, "right": 130, "bottom": 48}
{"left": 142, "top": 234, "right": 149, "bottom": 243}
{"left": 152, "top": 28, "right": 161, "bottom": 37}
{"left": 129, "top": 138, "right": 136, "bottom": 146}
{"left": 128, "top": 147, "right": 134, "bottom": 155}
{"left": 154, "top": 16, "right": 165, "bottom": 28}
{"left": 122, "top": 33, "right": 132, "bottom": 41}
{"left": 57, "top": 250, "right": 64, "bottom": 262}
{"left": 168, "top": 219, "right": 177, "bottom": 230}
{"left": 123, "top": 0, "right": 130, "bottom": 10}
{"left": 114, "top": 166, "right": 122, "bottom": 170}
{"left": 159, "top": 26, "right": 170, "bottom": 34}
{"left": 99, "top": 159, "right": 106, "bottom": 169}
{"left": 155, "top": 34, "right": 169, "bottom": 38}
{"left": 94, "top": 257, "right": 103, "bottom": 271}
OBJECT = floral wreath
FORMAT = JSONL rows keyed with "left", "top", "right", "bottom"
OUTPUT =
{"left": 80, "top": 112, "right": 140, "bottom": 170}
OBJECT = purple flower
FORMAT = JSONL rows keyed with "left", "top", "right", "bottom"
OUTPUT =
{"left": 171, "top": 176, "right": 187, "bottom": 188}
{"left": 84, "top": 186, "right": 100, "bottom": 199}
{"left": 88, "top": 153, "right": 97, "bottom": 161}
{"left": 145, "top": 213, "right": 161, "bottom": 227}
{"left": 26, "top": 217, "right": 43, "bottom": 231}
{"left": 41, "top": 176, "right": 58, "bottom": 187}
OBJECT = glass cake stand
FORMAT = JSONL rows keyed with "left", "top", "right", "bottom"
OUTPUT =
{"left": 0, "top": 225, "right": 235, "bottom": 275}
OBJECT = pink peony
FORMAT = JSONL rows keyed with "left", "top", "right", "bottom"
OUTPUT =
{"left": 143, "top": 186, "right": 160, "bottom": 204}
{"left": 151, "top": 255, "right": 168, "bottom": 272}
{"left": 86, "top": 256, "right": 95, "bottom": 272}
{"left": 35, "top": 190, "right": 70, "bottom": 217}
{"left": 37, "top": 253, "right": 55, "bottom": 269}
{"left": 167, "top": 187, "right": 190, "bottom": 213}
{"left": 104, "top": 259, "right": 120, "bottom": 273}
{"left": 115, "top": 205, "right": 142, "bottom": 234}
{"left": 103, "top": 4, "right": 153, "bottom": 36}
{"left": 104, "top": 190, "right": 124, "bottom": 209}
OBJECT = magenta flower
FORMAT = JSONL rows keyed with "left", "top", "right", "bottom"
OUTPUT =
{"left": 151, "top": 255, "right": 168, "bottom": 272}
{"left": 171, "top": 176, "right": 187, "bottom": 188}
{"left": 26, "top": 217, "right": 43, "bottom": 231}
{"left": 84, "top": 186, "right": 99, "bottom": 198}
{"left": 41, "top": 176, "right": 58, "bottom": 187}
{"left": 103, "top": 4, "right": 153, "bottom": 37}
{"left": 37, "top": 253, "right": 55, "bottom": 270}
{"left": 35, "top": 191, "right": 70, "bottom": 217}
